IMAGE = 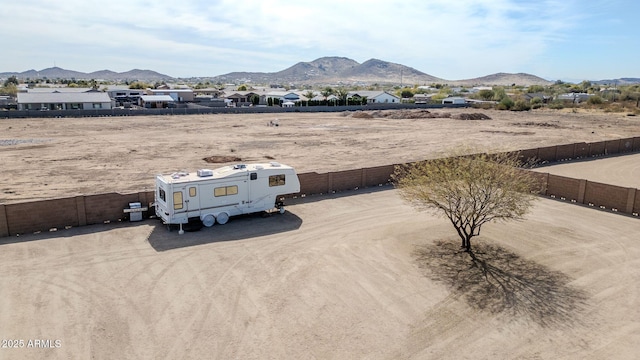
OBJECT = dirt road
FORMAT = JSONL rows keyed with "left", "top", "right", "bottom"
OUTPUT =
{"left": 1, "top": 189, "right": 639, "bottom": 359}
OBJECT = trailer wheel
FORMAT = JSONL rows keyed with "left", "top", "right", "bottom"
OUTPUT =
{"left": 202, "top": 214, "right": 215, "bottom": 227}
{"left": 216, "top": 212, "right": 229, "bottom": 225}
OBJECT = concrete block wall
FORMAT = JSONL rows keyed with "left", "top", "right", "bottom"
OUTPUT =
{"left": 589, "top": 141, "right": 606, "bottom": 157}
{"left": 298, "top": 172, "right": 330, "bottom": 194}
{"left": 83, "top": 192, "right": 149, "bottom": 225}
{"left": 5, "top": 197, "right": 79, "bottom": 235}
{"left": 546, "top": 175, "right": 585, "bottom": 202}
{"left": 555, "top": 143, "right": 577, "bottom": 160}
{"left": 605, "top": 139, "right": 621, "bottom": 155}
{"left": 1, "top": 139, "right": 639, "bottom": 237}
{"left": 364, "top": 165, "right": 395, "bottom": 186}
{"left": 583, "top": 181, "right": 631, "bottom": 210}
{"left": 574, "top": 142, "right": 589, "bottom": 158}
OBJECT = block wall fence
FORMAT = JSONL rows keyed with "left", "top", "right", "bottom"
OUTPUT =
{"left": 1, "top": 137, "right": 639, "bottom": 237}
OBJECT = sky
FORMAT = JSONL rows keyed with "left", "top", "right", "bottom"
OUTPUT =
{"left": 1, "top": 0, "right": 639, "bottom": 82}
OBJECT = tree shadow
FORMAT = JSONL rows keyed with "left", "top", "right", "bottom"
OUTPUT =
{"left": 413, "top": 240, "right": 589, "bottom": 328}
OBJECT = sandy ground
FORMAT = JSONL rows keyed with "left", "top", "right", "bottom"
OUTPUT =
{"left": 1, "top": 107, "right": 639, "bottom": 203}
{"left": 1, "top": 108, "right": 640, "bottom": 359}
{"left": 534, "top": 152, "right": 640, "bottom": 189}
{"left": 1, "top": 189, "right": 639, "bottom": 359}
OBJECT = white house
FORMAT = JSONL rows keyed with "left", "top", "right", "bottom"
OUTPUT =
{"left": 347, "top": 91, "right": 400, "bottom": 104}
{"left": 442, "top": 96, "right": 466, "bottom": 105}
{"left": 557, "top": 93, "right": 592, "bottom": 103}
{"left": 17, "top": 91, "right": 113, "bottom": 110}
{"left": 147, "top": 88, "right": 194, "bottom": 102}
{"left": 139, "top": 95, "right": 175, "bottom": 108}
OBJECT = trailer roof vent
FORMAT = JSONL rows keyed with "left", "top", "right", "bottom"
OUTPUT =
{"left": 270, "top": 161, "right": 281, "bottom": 167}
{"left": 233, "top": 164, "right": 247, "bottom": 170}
{"left": 197, "top": 169, "right": 214, "bottom": 177}
{"left": 171, "top": 171, "right": 189, "bottom": 179}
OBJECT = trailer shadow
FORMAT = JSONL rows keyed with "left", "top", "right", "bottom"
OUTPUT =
{"left": 413, "top": 240, "right": 589, "bottom": 328}
{"left": 147, "top": 211, "right": 303, "bottom": 252}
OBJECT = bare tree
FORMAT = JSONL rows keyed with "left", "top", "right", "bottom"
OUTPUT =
{"left": 393, "top": 148, "right": 541, "bottom": 252}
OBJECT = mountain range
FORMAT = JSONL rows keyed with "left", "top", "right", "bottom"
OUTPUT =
{"left": 0, "top": 68, "right": 172, "bottom": 82}
{"left": 2, "top": 57, "right": 638, "bottom": 86}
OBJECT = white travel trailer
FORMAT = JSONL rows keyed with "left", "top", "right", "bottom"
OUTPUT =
{"left": 154, "top": 162, "right": 300, "bottom": 232}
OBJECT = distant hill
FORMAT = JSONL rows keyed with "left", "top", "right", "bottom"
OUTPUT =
{"left": 0, "top": 67, "right": 174, "bottom": 82}
{"left": 452, "top": 72, "right": 553, "bottom": 86}
{"left": 210, "top": 57, "right": 444, "bottom": 85}
{"left": 2, "top": 58, "right": 634, "bottom": 86}
{"left": 592, "top": 78, "right": 640, "bottom": 86}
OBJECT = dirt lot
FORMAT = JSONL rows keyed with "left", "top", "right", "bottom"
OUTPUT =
{"left": 1, "top": 107, "right": 639, "bottom": 203}
{"left": 1, "top": 108, "right": 640, "bottom": 359}
{"left": 1, "top": 189, "right": 639, "bottom": 359}
{"left": 534, "top": 152, "right": 640, "bottom": 189}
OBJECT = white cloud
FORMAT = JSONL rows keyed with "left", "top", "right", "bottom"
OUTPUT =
{"left": 1, "top": 0, "right": 637, "bottom": 79}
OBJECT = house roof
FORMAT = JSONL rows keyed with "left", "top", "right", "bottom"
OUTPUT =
{"left": 148, "top": 89, "right": 193, "bottom": 93}
{"left": 17, "top": 92, "right": 111, "bottom": 104}
{"left": 347, "top": 91, "right": 399, "bottom": 99}
{"left": 140, "top": 95, "right": 175, "bottom": 102}
{"left": 27, "top": 87, "right": 94, "bottom": 93}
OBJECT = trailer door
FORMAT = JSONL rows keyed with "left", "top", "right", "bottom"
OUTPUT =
{"left": 171, "top": 188, "right": 188, "bottom": 223}
{"left": 185, "top": 185, "right": 200, "bottom": 218}
{"left": 173, "top": 185, "right": 201, "bottom": 219}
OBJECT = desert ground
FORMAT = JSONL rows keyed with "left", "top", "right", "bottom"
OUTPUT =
{"left": 1, "top": 188, "right": 639, "bottom": 359}
{"left": 534, "top": 152, "right": 640, "bottom": 189}
{"left": 1, "top": 108, "right": 640, "bottom": 359}
{"left": 1, "top": 107, "right": 639, "bottom": 203}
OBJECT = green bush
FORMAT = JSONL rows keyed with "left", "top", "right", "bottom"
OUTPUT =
{"left": 587, "top": 95, "right": 604, "bottom": 105}
{"left": 548, "top": 100, "right": 565, "bottom": 110}
{"left": 496, "top": 97, "right": 514, "bottom": 110}
{"left": 512, "top": 100, "right": 531, "bottom": 111}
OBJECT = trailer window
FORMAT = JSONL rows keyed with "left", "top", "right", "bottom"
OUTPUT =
{"left": 269, "top": 174, "right": 286, "bottom": 187}
{"left": 214, "top": 185, "right": 238, "bottom": 197}
{"left": 173, "top": 191, "right": 183, "bottom": 210}
{"left": 250, "top": 172, "right": 257, "bottom": 180}
{"left": 159, "top": 188, "right": 166, "bottom": 202}
{"left": 189, "top": 187, "right": 197, "bottom": 197}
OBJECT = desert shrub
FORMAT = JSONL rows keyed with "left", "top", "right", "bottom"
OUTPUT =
{"left": 530, "top": 97, "right": 543, "bottom": 109}
{"left": 548, "top": 100, "right": 565, "bottom": 110}
{"left": 587, "top": 95, "right": 604, "bottom": 105}
{"left": 496, "top": 97, "right": 514, "bottom": 110}
{"left": 477, "top": 89, "right": 495, "bottom": 101}
{"left": 512, "top": 100, "right": 532, "bottom": 111}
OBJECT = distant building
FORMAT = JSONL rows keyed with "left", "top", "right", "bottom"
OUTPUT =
{"left": 17, "top": 92, "right": 113, "bottom": 110}
{"left": 556, "top": 93, "right": 592, "bottom": 103}
{"left": 147, "top": 88, "right": 194, "bottom": 102}
{"left": 413, "top": 93, "right": 435, "bottom": 104}
{"left": 442, "top": 96, "right": 466, "bottom": 105}
{"left": 347, "top": 91, "right": 400, "bottom": 104}
{"left": 523, "top": 92, "right": 552, "bottom": 103}
{"left": 139, "top": 95, "right": 175, "bottom": 108}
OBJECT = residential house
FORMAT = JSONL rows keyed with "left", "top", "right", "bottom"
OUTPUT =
{"left": 442, "top": 96, "right": 466, "bottom": 105}
{"left": 106, "top": 86, "right": 145, "bottom": 106}
{"left": 523, "top": 92, "right": 551, "bottom": 103}
{"left": 347, "top": 91, "right": 400, "bottom": 104}
{"left": 17, "top": 91, "right": 113, "bottom": 110}
{"left": 557, "top": 93, "right": 592, "bottom": 103}
{"left": 147, "top": 88, "right": 194, "bottom": 102}
{"left": 266, "top": 91, "right": 307, "bottom": 105}
{"left": 413, "top": 93, "right": 435, "bottom": 104}
{"left": 225, "top": 91, "right": 262, "bottom": 106}
{"left": 139, "top": 95, "right": 175, "bottom": 108}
